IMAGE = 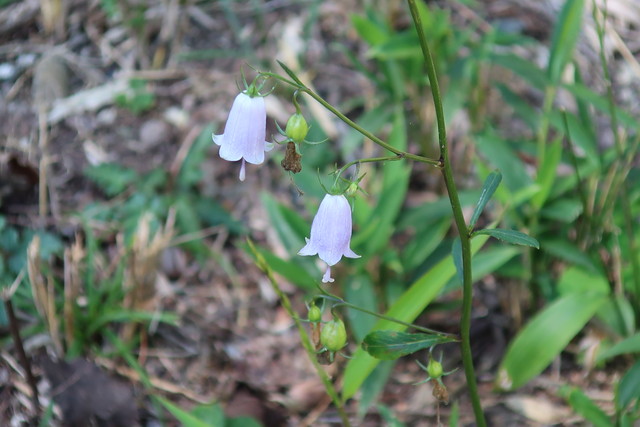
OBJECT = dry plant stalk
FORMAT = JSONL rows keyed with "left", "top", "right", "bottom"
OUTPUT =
{"left": 120, "top": 211, "right": 175, "bottom": 342}
{"left": 39, "top": 0, "right": 66, "bottom": 38}
{"left": 32, "top": 53, "right": 68, "bottom": 223}
{"left": 63, "top": 234, "right": 84, "bottom": 350}
{"left": 27, "top": 236, "right": 63, "bottom": 356}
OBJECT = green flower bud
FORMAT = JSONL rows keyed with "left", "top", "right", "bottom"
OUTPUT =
{"left": 320, "top": 318, "right": 347, "bottom": 352}
{"left": 427, "top": 357, "right": 443, "bottom": 379}
{"left": 285, "top": 113, "right": 309, "bottom": 143}
{"left": 344, "top": 182, "right": 358, "bottom": 197}
{"left": 308, "top": 304, "right": 322, "bottom": 323}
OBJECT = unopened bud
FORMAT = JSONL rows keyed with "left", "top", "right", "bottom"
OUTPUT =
{"left": 320, "top": 317, "right": 347, "bottom": 352}
{"left": 308, "top": 303, "right": 322, "bottom": 323}
{"left": 285, "top": 113, "right": 309, "bottom": 143}
{"left": 427, "top": 358, "right": 443, "bottom": 379}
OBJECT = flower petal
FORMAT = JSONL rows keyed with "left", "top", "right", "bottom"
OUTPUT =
{"left": 343, "top": 247, "right": 360, "bottom": 259}
{"left": 216, "top": 92, "right": 268, "bottom": 164}
{"left": 298, "top": 238, "right": 318, "bottom": 256}
{"left": 298, "top": 194, "right": 359, "bottom": 271}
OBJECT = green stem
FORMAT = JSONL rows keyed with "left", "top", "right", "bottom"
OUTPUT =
{"left": 333, "top": 154, "right": 405, "bottom": 187}
{"left": 407, "top": 1, "right": 487, "bottom": 426}
{"left": 247, "top": 240, "right": 352, "bottom": 427}
{"left": 315, "top": 293, "right": 457, "bottom": 339}
{"left": 260, "top": 72, "right": 441, "bottom": 167}
{"left": 593, "top": 3, "right": 640, "bottom": 305}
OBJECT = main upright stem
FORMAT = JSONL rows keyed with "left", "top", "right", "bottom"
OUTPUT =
{"left": 406, "top": 1, "right": 487, "bottom": 425}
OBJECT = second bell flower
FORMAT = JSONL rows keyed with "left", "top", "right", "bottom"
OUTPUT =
{"left": 298, "top": 194, "right": 360, "bottom": 283}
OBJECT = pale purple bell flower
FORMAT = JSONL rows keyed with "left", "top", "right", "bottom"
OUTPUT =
{"left": 298, "top": 194, "right": 360, "bottom": 283}
{"left": 213, "top": 91, "right": 273, "bottom": 181}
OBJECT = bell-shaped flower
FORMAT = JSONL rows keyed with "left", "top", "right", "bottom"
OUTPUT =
{"left": 298, "top": 194, "right": 360, "bottom": 283}
{"left": 213, "top": 90, "right": 273, "bottom": 181}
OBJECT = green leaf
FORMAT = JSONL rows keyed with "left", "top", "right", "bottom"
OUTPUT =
{"left": 178, "top": 124, "right": 215, "bottom": 188}
{"left": 540, "top": 198, "right": 583, "bottom": 223}
{"left": 249, "top": 246, "right": 317, "bottom": 291}
{"left": 156, "top": 397, "right": 216, "bottom": 427}
{"left": 476, "top": 132, "right": 532, "bottom": 193}
{"left": 496, "top": 292, "right": 606, "bottom": 391}
{"left": 190, "top": 403, "right": 226, "bottom": 426}
{"left": 351, "top": 13, "right": 389, "bottom": 46}
{"left": 401, "top": 219, "right": 449, "bottom": 272}
{"left": 616, "top": 360, "right": 640, "bottom": 409}
{"left": 564, "top": 83, "right": 640, "bottom": 130}
{"left": 474, "top": 228, "right": 540, "bottom": 249}
{"left": 226, "top": 417, "right": 263, "bottom": 427}
{"left": 358, "top": 361, "right": 395, "bottom": 419}
{"left": 557, "top": 266, "right": 609, "bottom": 296}
{"left": 597, "top": 333, "right": 640, "bottom": 363}
{"left": 276, "top": 60, "right": 304, "bottom": 86}
{"left": 549, "top": 111, "right": 599, "bottom": 167}
{"left": 543, "top": 239, "right": 600, "bottom": 273}
{"left": 547, "top": 0, "right": 585, "bottom": 84}
{"left": 355, "top": 108, "right": 410, "bottom": 256}
{"left": 495, "top": 83, "right": 539, "bottom": 130}
{"left": 532, "top": 135, "right": 563, "bottom": 209}
{"left": 597, "top": 296, "right": 635, "bottom": 337}
{"left": 362, "top": 331, "right": 456, "bottom": 360}
{"left": 469, "top": 170, "right": 502, "bottom": 229}
{"left": 261, "top": 192, "right": 306, "bottom": 253}
{"left": 489, "top": 53, "right": 548, "bottom": 89}
{"left": 84, "top": 163, "right": 138, "bottom": 196}
{"left": 345, "top": 274, "right": 378, "bottom": 342}
{"left": 560, "top": 386, "right": 612, "bottom": 427}
{"left": 343, "top": 235, "right": 490, "bottom": 399}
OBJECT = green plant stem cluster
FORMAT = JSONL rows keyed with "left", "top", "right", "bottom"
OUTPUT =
{"left": 260, "top": 1, "right": 488, "bottom": 422}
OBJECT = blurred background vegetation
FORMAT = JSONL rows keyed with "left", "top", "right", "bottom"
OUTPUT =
{"left": 0, "top": 0, "right": 639, "bottom": 425}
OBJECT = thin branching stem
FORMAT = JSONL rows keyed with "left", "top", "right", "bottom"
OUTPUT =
{"left": 406, "top": 0, "right": 487, "bottom": 425}
{"left": 247, "top": 240, "right": 352, "bottom": 427}
{"left": 259, "top": 72, "right": 441, "bottom": 167}
{"left": 314, "top": 293, "right": 457, "bottom": 339}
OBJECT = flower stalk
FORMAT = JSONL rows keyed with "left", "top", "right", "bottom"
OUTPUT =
{"left": 247, "top": 239, "right": 352, "bottom": 427}
{"left": 406, "top": 0, "right": 487, "bottom": 425}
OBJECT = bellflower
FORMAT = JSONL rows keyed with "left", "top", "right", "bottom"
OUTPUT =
{"left": 298, "top": 194, "right": 360, "bottom": 283}
{"left": 213, "top": 89, "right": 272, "bottom": 181}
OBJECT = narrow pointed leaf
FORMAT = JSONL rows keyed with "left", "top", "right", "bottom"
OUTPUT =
{"left": 617, "top": 360, "right": 640, "bottom": 410}
{"left": 548, "top": 0, "right": 585, "bottom": 84}
{"left": 475, "top": 228, "right": 540, "bottom": 249}
{"left": 597, "top": 333, "right": 640, "bottom": 363}
{"left": 560, "top": 386, "right": 613, "bottom": 427}
{"left": 469, "top": 170, "right": 502, "bottom": 229}
{"left": 276, "top": 60, "right": 305, "bottom": 86}
{"left": 362, "top": 331, "right": 456, "bottom": 360}
{"left": 496, "top": 292, "right": 606, "bottom": 391}
{"left": 155, "top": 397, "right": 216, "bottom": 427}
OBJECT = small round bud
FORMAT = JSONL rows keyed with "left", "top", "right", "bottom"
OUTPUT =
{"left": 285, "top": 113, "right": 309, "bottom": 143}
{"left": 320, "top": 318, "right": 347, "bottom": 352}
{"left": 308, "top": 304, "right": 322, "bottom": 323}
{"left": 344, "top": 182, "right": 358, "bottom": 197}
{"left": 427, "top": 358, "right": 443, "bottom": 379}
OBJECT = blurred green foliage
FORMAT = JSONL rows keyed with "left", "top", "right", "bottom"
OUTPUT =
{"left": 257, "top": 0, "right": 640, "bottom": 423}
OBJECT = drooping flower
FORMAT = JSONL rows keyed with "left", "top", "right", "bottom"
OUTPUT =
{"left": 213, "top": 90, "right": 272, "bottom": 181}
{"left": 298, "top": 194, "right": 360, "bottom": 283}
